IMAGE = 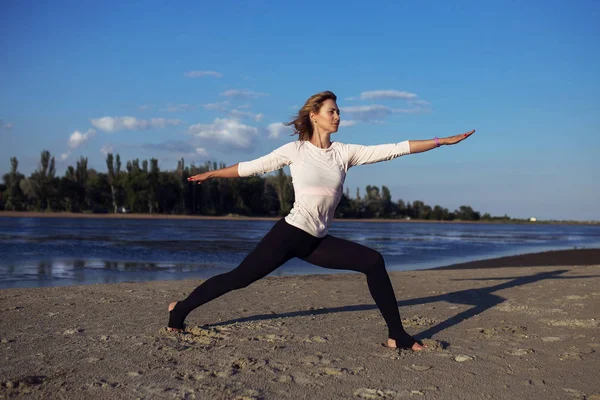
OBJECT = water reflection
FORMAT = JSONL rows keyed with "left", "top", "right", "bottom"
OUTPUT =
{"left": 0, "top": 257, "right": 330, "bottom": 289}
{"left": 0, "top": 259, "right": 232, "bottom": 289}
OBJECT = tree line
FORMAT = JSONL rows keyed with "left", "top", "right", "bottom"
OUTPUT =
{"left": 1, "top": 150, "right": 508, "bottom": 221}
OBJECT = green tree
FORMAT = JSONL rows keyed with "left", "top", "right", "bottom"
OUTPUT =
{"left": 2, "top": 157, "right": 25, "bottom": 211}
{"left": 269, "top": 169, "right": 293, "bottom": 216}
{"left": 29, "top": 150, "right": 57, "bottom": 211}
{"left": 1, "top": 148, "right": 497, "bottom": 220}
{"left": 381, "top": 185, "right": 393, "bottom": 218}
{"left": 412, "top": 200, "right": 426, "bottom": 220}
{"left": 396, "top": 199, "right": 406, "bottom": 218}
{"left": 87, "top": 172, "right": 112, "bottom": 212}
{"left": 176, "top": 158, "right": 188, "bottom": 213}
{"left": 455, "top": 205, "right": 481, "bottom": 221}
{"left": 430, "top": 205, "right": 448, "bottom": 220}
{"left": 106, "top": 153, "right": 122, "bottom": 213}
{"left": 147, "top": 158, "right": 159, "bottom": 213}
{"left": 125, "top": 159, "right": 149, "bottom": 212}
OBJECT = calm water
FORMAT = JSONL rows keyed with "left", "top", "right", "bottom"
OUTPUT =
{"left": 1, "top": 217, "right": 599, "bottom": 289}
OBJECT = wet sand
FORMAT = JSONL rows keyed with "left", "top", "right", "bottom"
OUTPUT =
{"left": 1, "top": 250, "right": 599, "bottom": 399}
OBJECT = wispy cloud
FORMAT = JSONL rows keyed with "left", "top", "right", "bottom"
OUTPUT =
{"left": 346, "top": 90, "right": 417, "bottom": 101}
{"left": 201, "top": 101, "right": 263, "bottom": 121}
{"left": 228, "top": 109, "right": 264, "bottom": 122}
{"left": 160, "top": 104, "right": 194, "bottom": 112}
{"left": 220, "top": 89, "right": 269, "bottom": 100}
{"left": 100, "top": 144, "right": 114, "bottom": 156}
{"left": 267, "top": 122, "right": 293, "bottom": 139}
{"left": 90, "top": 117, "right": 183, "bottom": 133}
{"left": 410, "top": 99, "right": 431, "bottom": 106}
{"left": 135, "top": 140, "right": 208, "bottom": 161}
{"left": 123, "top": 140, "right": 212, "bottom": 168}
{"left": 202, "top": 101, "right": 229, "bottom": 111}
{"left": 341, "top": 105, "right": 394, "bottom": 120}
{"left": 184, "top": 70, "right": 223, "bottom": 78}
{"left": 68, "top": 129, "right": 96, "bottom": 149}
{"left": 188, "top": 118, "right": 258, "bottom": 149}
{"left": 341, "top": 105, "right": 425, "bottom": 121}
{"left": 138, "top": 105, "right": 153, "bottom": 111}
{"left": 60, "top": 152, "right": 70, "bottom": 161}
{"left": 340, "top": 120, "right": 359, "bottom": 127}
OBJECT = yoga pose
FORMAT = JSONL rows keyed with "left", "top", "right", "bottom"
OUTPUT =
{"left": 168, "top": 90, "right": 475, "bottom": 351}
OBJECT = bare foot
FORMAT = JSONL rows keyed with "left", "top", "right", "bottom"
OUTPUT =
{"left": 167, "top": 302, "right": 183, "bottom": 332}
{"left": 386, "top": 338, "right": 427, "bottom": 351}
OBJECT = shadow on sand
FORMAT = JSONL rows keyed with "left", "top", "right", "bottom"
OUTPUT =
{"left": 207, "top": 267, "right": 598, "bottom": 341}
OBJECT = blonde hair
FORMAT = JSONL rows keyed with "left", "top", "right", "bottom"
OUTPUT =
{"left": 285, "top": 91, "right": 337, "bottom": 141}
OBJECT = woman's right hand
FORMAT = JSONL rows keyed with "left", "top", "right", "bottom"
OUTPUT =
{"left": 187, "top": 172, "right": 211, "bottom": 184}
{"left": 443, "top": 129, "right": 476, "bottom": 145}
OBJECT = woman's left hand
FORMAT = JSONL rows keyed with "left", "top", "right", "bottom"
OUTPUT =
{"left": 444, "top": 129, "right": 476, "bottom": 145}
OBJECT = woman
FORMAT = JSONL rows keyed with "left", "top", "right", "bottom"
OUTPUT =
{"left": 168, "top": 90, "right": 475, "bottom": 351}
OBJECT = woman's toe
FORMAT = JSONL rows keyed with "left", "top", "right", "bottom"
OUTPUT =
{"left": 411, "top": 342, "right": 426, "bottom": 351}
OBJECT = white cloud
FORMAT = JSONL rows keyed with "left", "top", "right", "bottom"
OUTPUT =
{"left": 68, "top": 129, "right": 96, "bottom": 149}
{"left": 149, "top": 118, "right": 183, "bottom": 129}
{"left": 61, "top": 152, "right": 71, "bottom": 161}
{"left": 228, "top": 109, "right": 252, "bottom": 119}
{"left": 134, "top": 140, "right": 207, "bottom": 162}
{"left": 346, "top": 90, "right": 417, "bottom": 101}
{"left": 100, "top": 144, "right": 114, "bottom": 155}
{"left": 340, "top": 120, "right": 359, "bottom": 127}
{"left": 188, "top": 118, "right": 258, "bottom": 149}
{"left": 90, "top": 116, "right": 183, "bottom": 132}
{"left": 160, "top": 104, "right": 194, "bottom": 112}
{"left": 202, "top": 101, "right": 229, "bottom": 111}
{"left": 184, "top": 70, "right": 223, "bottom": 78}
{"left": 394, "top": 108, "right": 427, "bottom": 114}
{"left": 267, "top": 122, "right": 293, "bottom": 139}
{"left": 341, "top": 105, "right": 394, "bottom": 120}
{"left": 138, "top": 105, "right": 153, "bottom": 111}
{"left": 220, "top": 89, "right": 268, "bottom": 100}
{"left": 341, "top": 105, "right": 425, "bottom": 121}
{"left": 227, "top": 109, "right": 264, "bottom": 121}
{"left": 409, "top": 99, "right": 431, "bottom": 106}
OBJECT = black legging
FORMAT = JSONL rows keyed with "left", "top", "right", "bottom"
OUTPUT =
{"left": 169, "top": 219, "right": 416, "bottom": 347}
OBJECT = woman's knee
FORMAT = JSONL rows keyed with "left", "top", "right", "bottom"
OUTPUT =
{"left": 365, "top": 251, "right": 386, "bottom": 272}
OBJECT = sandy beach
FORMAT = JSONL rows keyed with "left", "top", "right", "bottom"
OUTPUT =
{"left": 1, "top": 249, "right": 600, "bottom": 399}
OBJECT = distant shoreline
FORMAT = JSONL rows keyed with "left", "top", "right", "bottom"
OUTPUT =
{"left": 0, "top": 211, "right": 597, "bottom": 225}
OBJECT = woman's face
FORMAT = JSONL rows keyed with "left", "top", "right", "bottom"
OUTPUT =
{"left": 312, "top": 99, "right": 340, "bottom": 134}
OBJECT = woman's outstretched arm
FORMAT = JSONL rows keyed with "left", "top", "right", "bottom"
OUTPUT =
{"left": 346, "top": 129, "right": 476, "bottom": 169}
{"left": 187, "top": 142, "right": 297, "bottom": 184}
{"left": 409, "top": 130, "right": 475, "bottom": 154}
{"left": 187, "top": 164, "right": 240, "bottom": 184}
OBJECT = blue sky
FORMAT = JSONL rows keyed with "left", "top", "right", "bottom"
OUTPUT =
{"left": 1, "top": 0, "right": 599, "bottom": 221}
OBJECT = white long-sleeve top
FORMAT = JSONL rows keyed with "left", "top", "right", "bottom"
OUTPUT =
{"left": 238, "top": 140, "right": 411, "bottom": 237}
